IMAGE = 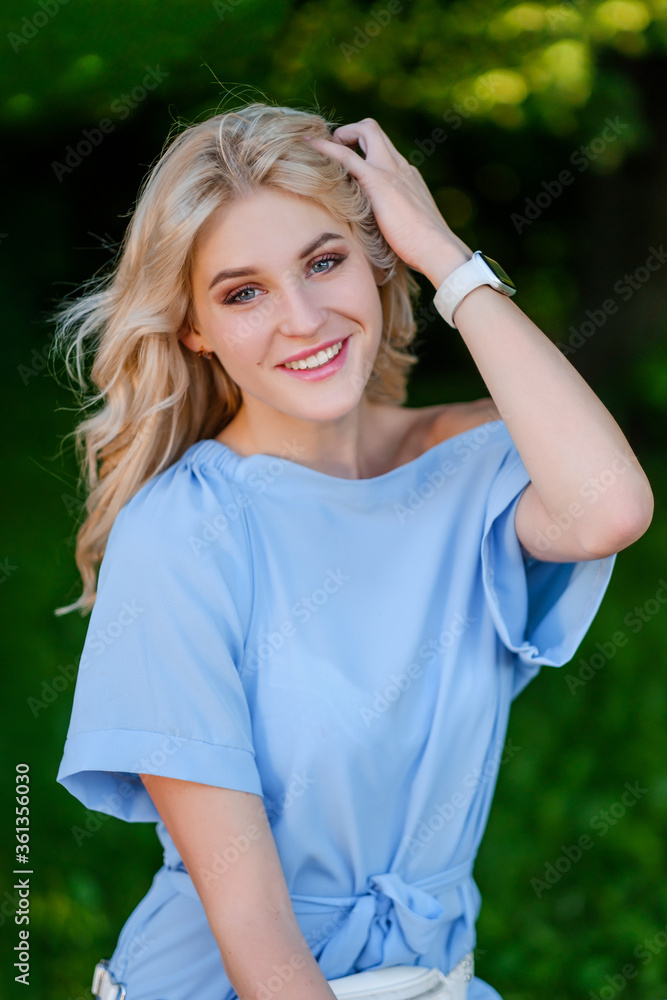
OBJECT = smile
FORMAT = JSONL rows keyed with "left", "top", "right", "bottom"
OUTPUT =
{"left": 282, "top": 340, "right": 344, "bottom": 370}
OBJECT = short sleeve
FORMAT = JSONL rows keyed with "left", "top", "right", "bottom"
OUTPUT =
{"left": 56, "top": 458, "right": 263, "bottom": 822}
{"left": 480, "top": 439, "right": 616, "bottom": 699}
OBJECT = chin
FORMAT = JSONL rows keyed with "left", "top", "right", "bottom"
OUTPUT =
{"left": 273, "top": 391, "right": 366, "bottom": 424}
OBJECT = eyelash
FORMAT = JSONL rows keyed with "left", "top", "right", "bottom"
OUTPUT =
{"left": 222, "top": 253, "right": 347, "bottom": 305}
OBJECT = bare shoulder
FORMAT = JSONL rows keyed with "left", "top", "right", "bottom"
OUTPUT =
{"left": 424, "top": 397, "right": 502, "bottom": 449}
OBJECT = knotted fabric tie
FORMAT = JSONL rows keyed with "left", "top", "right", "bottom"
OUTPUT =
{"left": 289, "top": 858, "right": 476, "bottom": 977}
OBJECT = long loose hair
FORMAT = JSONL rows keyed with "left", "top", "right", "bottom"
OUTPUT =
{"left": 52, "top": 101, "right": 422, "bottom": 616}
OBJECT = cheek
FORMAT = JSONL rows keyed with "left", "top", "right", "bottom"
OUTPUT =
{"left": 358, "top": 280, "right": 384, "bottom": 333}
{"left": 213, "top": 312, "right": 271, "bottom": 361}
{"left": 344, "top": 270, "right": 382, "bottom": 318}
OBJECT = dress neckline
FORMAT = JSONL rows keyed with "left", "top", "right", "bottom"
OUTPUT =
{"left": 185, "top": 419, "right": 507, "bottom": 491}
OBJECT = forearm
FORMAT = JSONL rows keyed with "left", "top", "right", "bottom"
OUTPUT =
{"left": 215, "top": 902, "right": 337, "bottom": 1000}
{"left": 422, "top": 241, "right": 654, "bottom": 553}
{"left": 139, "top": 778, "right": 338, "bottom": 1000}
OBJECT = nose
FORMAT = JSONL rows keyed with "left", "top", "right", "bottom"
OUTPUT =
{"left": 275, "top": 275, "right": 327, "bottom": 340}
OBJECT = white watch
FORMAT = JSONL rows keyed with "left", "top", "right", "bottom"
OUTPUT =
{"left": 433, "top": 250, "right": 517, "bottom": 329}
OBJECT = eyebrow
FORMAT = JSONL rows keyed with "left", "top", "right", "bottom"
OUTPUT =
{"left": 207, "top": 232, "right": 347, "bottom": 291}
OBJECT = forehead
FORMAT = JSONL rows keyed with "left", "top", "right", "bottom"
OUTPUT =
{"left": 193, "top": 188, "right": 352, "bottom": 264}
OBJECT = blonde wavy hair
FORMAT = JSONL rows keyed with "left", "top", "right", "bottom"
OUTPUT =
{"left": 52, "top": 100, "right": 422, "bottom": 617}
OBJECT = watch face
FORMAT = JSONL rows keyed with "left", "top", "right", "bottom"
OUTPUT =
{"left": 478, "top": 253, "right": 516, "bottom": 291}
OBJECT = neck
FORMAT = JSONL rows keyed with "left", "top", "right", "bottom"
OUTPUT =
{"left": 220, "top": 395, "right": 387, "bottom": 480}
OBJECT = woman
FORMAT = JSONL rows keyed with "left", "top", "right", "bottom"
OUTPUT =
{"left": 55, "top": 101, "right": 653, "bottom": 1000}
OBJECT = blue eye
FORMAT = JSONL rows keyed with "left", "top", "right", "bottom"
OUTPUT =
{"left": 222, "top": 252, "right": 346, "bottom": 305}
{"left": 313, "top": 254, "right": 345, "bottom": 274}
{"left": 310, "top": 253, "right": 345, "bottom": 274}
{"left": 224, "top": 285, "right": 259, "bottom": 305}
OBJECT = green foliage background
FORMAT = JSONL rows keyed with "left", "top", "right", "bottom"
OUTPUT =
{"left": 0, "top": 1, "right": 666, "bottom": 998}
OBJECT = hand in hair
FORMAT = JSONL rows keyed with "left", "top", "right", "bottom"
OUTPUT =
{"left": 305, "top": 118, "right": 473, "bottom": 290}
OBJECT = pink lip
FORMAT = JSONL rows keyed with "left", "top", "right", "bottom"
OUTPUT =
{"left": 278, "top": 335, "right": 350, "bottom": 367}
{"left": 278, "top": 334, "right": 350, "bottom": 381}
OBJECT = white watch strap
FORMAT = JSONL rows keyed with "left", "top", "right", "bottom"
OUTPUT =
{"left": 433, "top": 252, "right": 508, "bottom": 329}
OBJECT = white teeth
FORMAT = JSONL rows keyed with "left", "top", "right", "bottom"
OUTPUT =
{"left": 284, "top": 340, "right": 344, "bottom": 370}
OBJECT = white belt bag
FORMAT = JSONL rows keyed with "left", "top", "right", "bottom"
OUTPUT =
{"left": 92, "top": 951, "right": 473, "bottom": 999}
{"left": 327, "top": 952, "right": 474, "bottom": 1000}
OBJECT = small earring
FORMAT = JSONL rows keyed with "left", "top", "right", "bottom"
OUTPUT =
{"left": 197, "top": 346, "right": 213, "bottom": 359}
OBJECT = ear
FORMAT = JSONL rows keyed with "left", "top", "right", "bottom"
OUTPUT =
{"left": 179, "top": 324, "right": 201, "bottom": 353}
{"left": 372, "top": 264, "right": 387, "bottom": 287}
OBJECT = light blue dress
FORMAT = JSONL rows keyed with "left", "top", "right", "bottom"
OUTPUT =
{"left": 56, "top": 417, "right": 616, "bottom": 1000}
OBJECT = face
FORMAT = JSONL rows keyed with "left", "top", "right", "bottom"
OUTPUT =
{"left": 183, "top": 186, "right": 385, "bottom": 425}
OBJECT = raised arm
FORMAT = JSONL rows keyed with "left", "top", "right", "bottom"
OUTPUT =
{"left": 139, "top": 774, "right": 338, "bottom": 1000}
{"left": 306, "top": 119, "right": 654, "bottom": 563}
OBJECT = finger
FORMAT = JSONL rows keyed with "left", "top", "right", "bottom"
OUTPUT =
{"left": 305, "top": 135, "right": 373, "bottom": 182}
{"left": 330, "top": 119, "right": 396, "bottom": 165}
{"left": 333, "top": 120, "right": 415, "bottom": 184}
{"left": 331, "top": 119, "right": 408, "bottom": 174}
